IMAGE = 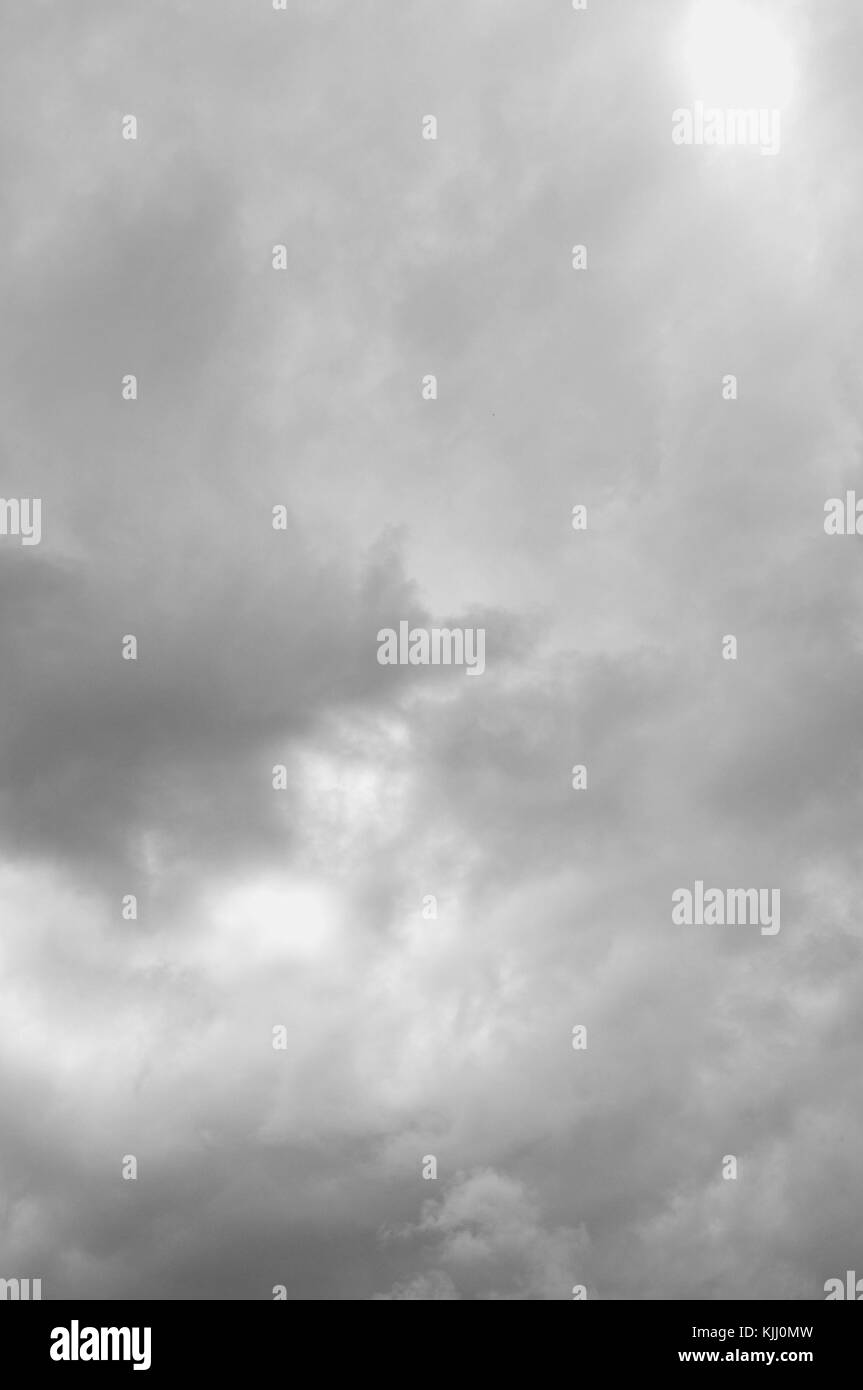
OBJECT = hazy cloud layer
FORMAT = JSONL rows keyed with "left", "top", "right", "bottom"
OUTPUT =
{"left": 1, "top": 0, "right": 861, "bottom": 1299}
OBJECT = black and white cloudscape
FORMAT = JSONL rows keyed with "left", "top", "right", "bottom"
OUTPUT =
{"left": 1, "top": 0, "right": 862, "bottom": 1300}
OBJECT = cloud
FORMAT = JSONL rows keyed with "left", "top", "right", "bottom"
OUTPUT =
{"left": 0, "top": 0, "right": 861, "bottom": 1302}
{"left": 375, "top": 1170, "right": 590, "bottom": 1300}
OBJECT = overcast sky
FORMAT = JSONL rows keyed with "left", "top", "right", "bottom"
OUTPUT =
{"left": 1, "top": 0, "right": 862, "bottom": 1299}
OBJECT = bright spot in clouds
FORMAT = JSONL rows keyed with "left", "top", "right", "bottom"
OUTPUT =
{"left": 205, "top": 877, "right": 340, "bottom": 969}
{"left": 682, "top": 0, "right": 796, "bottom": 108}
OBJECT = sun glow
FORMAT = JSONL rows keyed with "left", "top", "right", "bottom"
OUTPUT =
{"left": 682, "top": 0, "right": 796, "bottom": 109}
{"left": 205, "top": 877, "right": 340, "bottom": 969}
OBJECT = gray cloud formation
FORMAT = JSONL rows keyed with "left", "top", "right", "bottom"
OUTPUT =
{"left": 0, "top": 0, "right": 861, "bottom": 1300}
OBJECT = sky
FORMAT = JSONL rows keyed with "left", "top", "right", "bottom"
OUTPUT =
{"left": 1, "top": 0, "right": 862, "bottom": 1300}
